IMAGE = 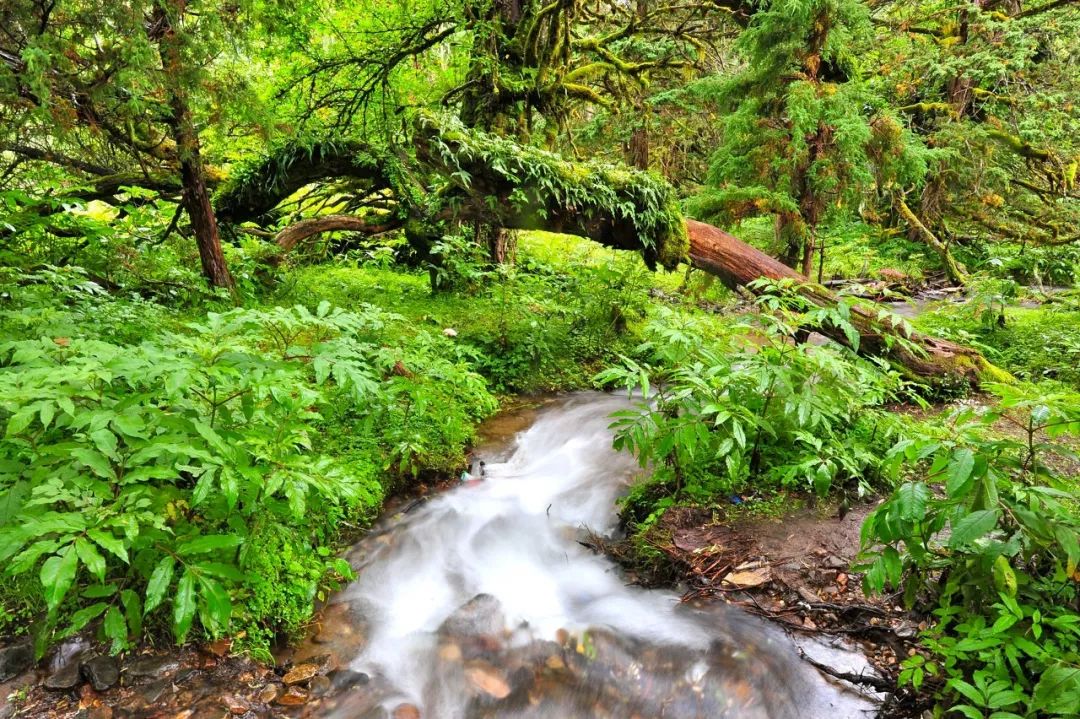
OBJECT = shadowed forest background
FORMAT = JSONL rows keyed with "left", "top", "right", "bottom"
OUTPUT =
{"left": 1, "top": 1, "right": 1079, "bottom": 717}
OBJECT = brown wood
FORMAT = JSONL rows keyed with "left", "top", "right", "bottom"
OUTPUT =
{"left": 274, "top": 215, "right": 403, "bottom": 252}
{"left": 684, "top": 220, "right": 1003, "bottom": 384}
{"left": 154, "top": 0, "right": 233, "bottom": 290}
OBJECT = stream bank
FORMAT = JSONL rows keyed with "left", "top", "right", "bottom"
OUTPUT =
{"left": 5, "top": 393, "right": 895, "bottom": 718}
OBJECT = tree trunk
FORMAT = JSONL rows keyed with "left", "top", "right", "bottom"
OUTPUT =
{"left": 154, "top": 0, "right": 233, "bottom": 290}
{"left": 685, "top": 220, "right": 1003, "bottom": 385}
{"left": 895, "top": 197, "right": 968, "bottom": 286}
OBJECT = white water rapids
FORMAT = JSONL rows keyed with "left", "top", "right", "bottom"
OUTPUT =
{"left": 324, "top": 393, "right": 877, "bottom": 718}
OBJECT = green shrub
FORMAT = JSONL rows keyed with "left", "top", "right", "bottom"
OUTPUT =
{"left": 0, "top": 300, "right": 451, "bottom": 655}
{"left": 860, "top": 383, "right": 1080, "bottom": 717}
{"left": 597, "top": 282, "right": 909, "bottom": 528}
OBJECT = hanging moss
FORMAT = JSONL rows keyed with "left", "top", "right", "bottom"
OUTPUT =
{"left": 214, "top": 138, "right": 388, "bottom": 223}
{"left": 417, "top": 113, "right": 689, "bottom": 270}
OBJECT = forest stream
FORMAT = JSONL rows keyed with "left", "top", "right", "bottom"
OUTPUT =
{"left": 300, "top": 393, "right": 879, "bottom": 719}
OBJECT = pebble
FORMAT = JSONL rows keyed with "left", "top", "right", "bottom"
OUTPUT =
{"left": 220, "top": 694, "right": 250, "bottom": 715}
{"left": 276, "top": 686, "right": 308, "bottom": 706}
{"left": 82, "top": 656, "right": 120, "bottom": 692}
{"left": 282, "top": 663, "right": 321, "bottom": 685}
{"left": 393, "top": 703, "right": 421, "bottom": 719}
{"left": 257, "top": 684, "right": 280, "bottom": 703}
{"left": 309, "top": 674, "right": 331, "bottom": 697}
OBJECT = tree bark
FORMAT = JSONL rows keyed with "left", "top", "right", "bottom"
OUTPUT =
{"left": 895, "top": 197, "right": 968, "bottom": 286}
{"left": 684, "top": 220, "right": 1004, "bottom": 385}
{"left": 154, "top": 0, "right": 233, "bottom": 290}
{"left": 274, "top": 215, "right": 403, "bottom": 252}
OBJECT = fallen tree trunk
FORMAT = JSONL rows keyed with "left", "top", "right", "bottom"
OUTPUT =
{"left": 274, "top": 214, "right": 403, "bottom": 252}
{"left": 684, "top": 221, "right": 1009, "bottom": 385}
{"left": 243, "top": 117, "right": 1009, "bottom": 388}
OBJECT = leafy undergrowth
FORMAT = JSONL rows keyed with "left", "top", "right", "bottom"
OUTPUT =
{"left": 0, "top": 231, "right": 702, "bottom": 659}
{"left": 596, "top": 281, "right": 1080, "bottom": 717}
{"left": 0, "top": 268, "right": 497, "bottom": 656}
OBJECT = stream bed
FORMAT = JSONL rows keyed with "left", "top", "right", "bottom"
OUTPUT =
{"left": 308, "top": 392, "right": 879, "bottom": 719}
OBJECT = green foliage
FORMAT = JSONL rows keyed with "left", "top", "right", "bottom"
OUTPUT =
{"left": 0, "top": 277, "right": 505, "bottom": 653}
{"left": 598, "top": 280, "right": 908, "bottom": 528}
{"left": 917, "top": 302, "right": 1080, "bottom": 390}
{"left": 860, "top": 382, "right": 1080, "bottom": 717}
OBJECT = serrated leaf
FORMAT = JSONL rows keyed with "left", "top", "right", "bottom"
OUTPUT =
{"left": 896, "top": 482, "right": 930, "bottom": 522}
{"left": 144, "top": 556, "right": 175, "bottom": 615}
{"left": 1032, "top": 665, "right": 1080, "bottom": 713}
{"left": 949, "top": 509, "right": 1000, "bottom": 548}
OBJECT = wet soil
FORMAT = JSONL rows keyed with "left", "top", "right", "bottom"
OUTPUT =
{"left": 595, "top": 498, "right": 930, "bottom": 716}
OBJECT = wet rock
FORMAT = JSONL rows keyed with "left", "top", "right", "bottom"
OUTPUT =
{"left": 125, "top": 655, "right": 181, "bottom": 679}
{"left": 282, "top": 653, "right": 333, "bottom": 685}
{"left": 135, "top": 678, "right": 172, "bottom": 705}
{"left": 44, "top": 659, "right": 83, "bottom": 690}
{"left": 0, "top": 641, "right": 33, "bottom": 682}
{"left": 328, "top": 669, "right": 369, "bottom": 692}
{"left": 824, "top": 555, "right": 847, "bottom": 570}
{"left": 392, "top": 703, "right": 420, "bottom": 719}
{"left": 722, "top": 568, "right": 770, "bottom": 589}
{"left": 257, "top": 683, "right": 280, "bottom": 704}
{"left": 438, "top": 594, "right": 505, "bottom": 641}
{"left": 309, "top": 674, "right": 331, "bottom": 697}
{"left": 276, "top": 686, "right": 308, "bottom": 706}
{"left": 220, "top": 694, "right": 250, "bottom": 715}
{"left": 463, "top": 660, "right": 511, "bottom": 699}
{"left": 82, "top": 656, "right": 120, "bottom": 691}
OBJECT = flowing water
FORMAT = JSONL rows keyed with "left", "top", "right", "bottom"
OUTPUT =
{"left": 320, "top": 393, "right": 877, "bottom": 719}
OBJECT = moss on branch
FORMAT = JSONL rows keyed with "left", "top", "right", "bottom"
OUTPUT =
{"left": 415, "top": 112, "right": 689, "bottom": 270}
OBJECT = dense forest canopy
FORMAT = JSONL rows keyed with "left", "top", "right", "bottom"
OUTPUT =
{"left": 2, "top": 1, "right": 1080, "bottom": 718}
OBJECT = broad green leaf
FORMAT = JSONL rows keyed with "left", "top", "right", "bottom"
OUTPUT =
{"left": 173, "top": 570, "right": 197, "bottom": 642}
{"left": 1032, "top": 666, "right": 1080, "bottom": 714}
{"left": 176, "top": 534, "right": 243, "bottom": 556}
{"left": 87, "top": 529, "right": 129, "bottom": 564}
{"left": 40, "top": 545, "right": 78, "bottom": 612}
{"left": 946, "top": 448, "right": 975, "bottom": 497}
{"left": 896, "top": 482, "right": 930, "bottom": 522}
{"left": 144, "top": 556, "right": 175, "bottom": 615}
{"left": 103, "top": 605, "right": 128, "bottom": 654}
{"left": 949, "top": 510, "right": 1000, "bottom": 548}
{"left": 992, "top": 555, "right": 1017, "bottom": 597}
{"left": 74, "top": 537, "right": 106, "bottom": 583}
{"left": 72, "top": 449, "right": 114, "bottom": 479}
{"left": 64, "top": 602, "right": 108, "bottom": 635}
{"left": 197, "top": 575, "right": 232, "bottom": 635}
{"left": 90, "top": 428, "right": 119, "bottom": 459}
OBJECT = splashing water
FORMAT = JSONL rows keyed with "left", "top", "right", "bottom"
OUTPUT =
{"left": 323, "top": 393, "right": 876, "bottom": 719}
